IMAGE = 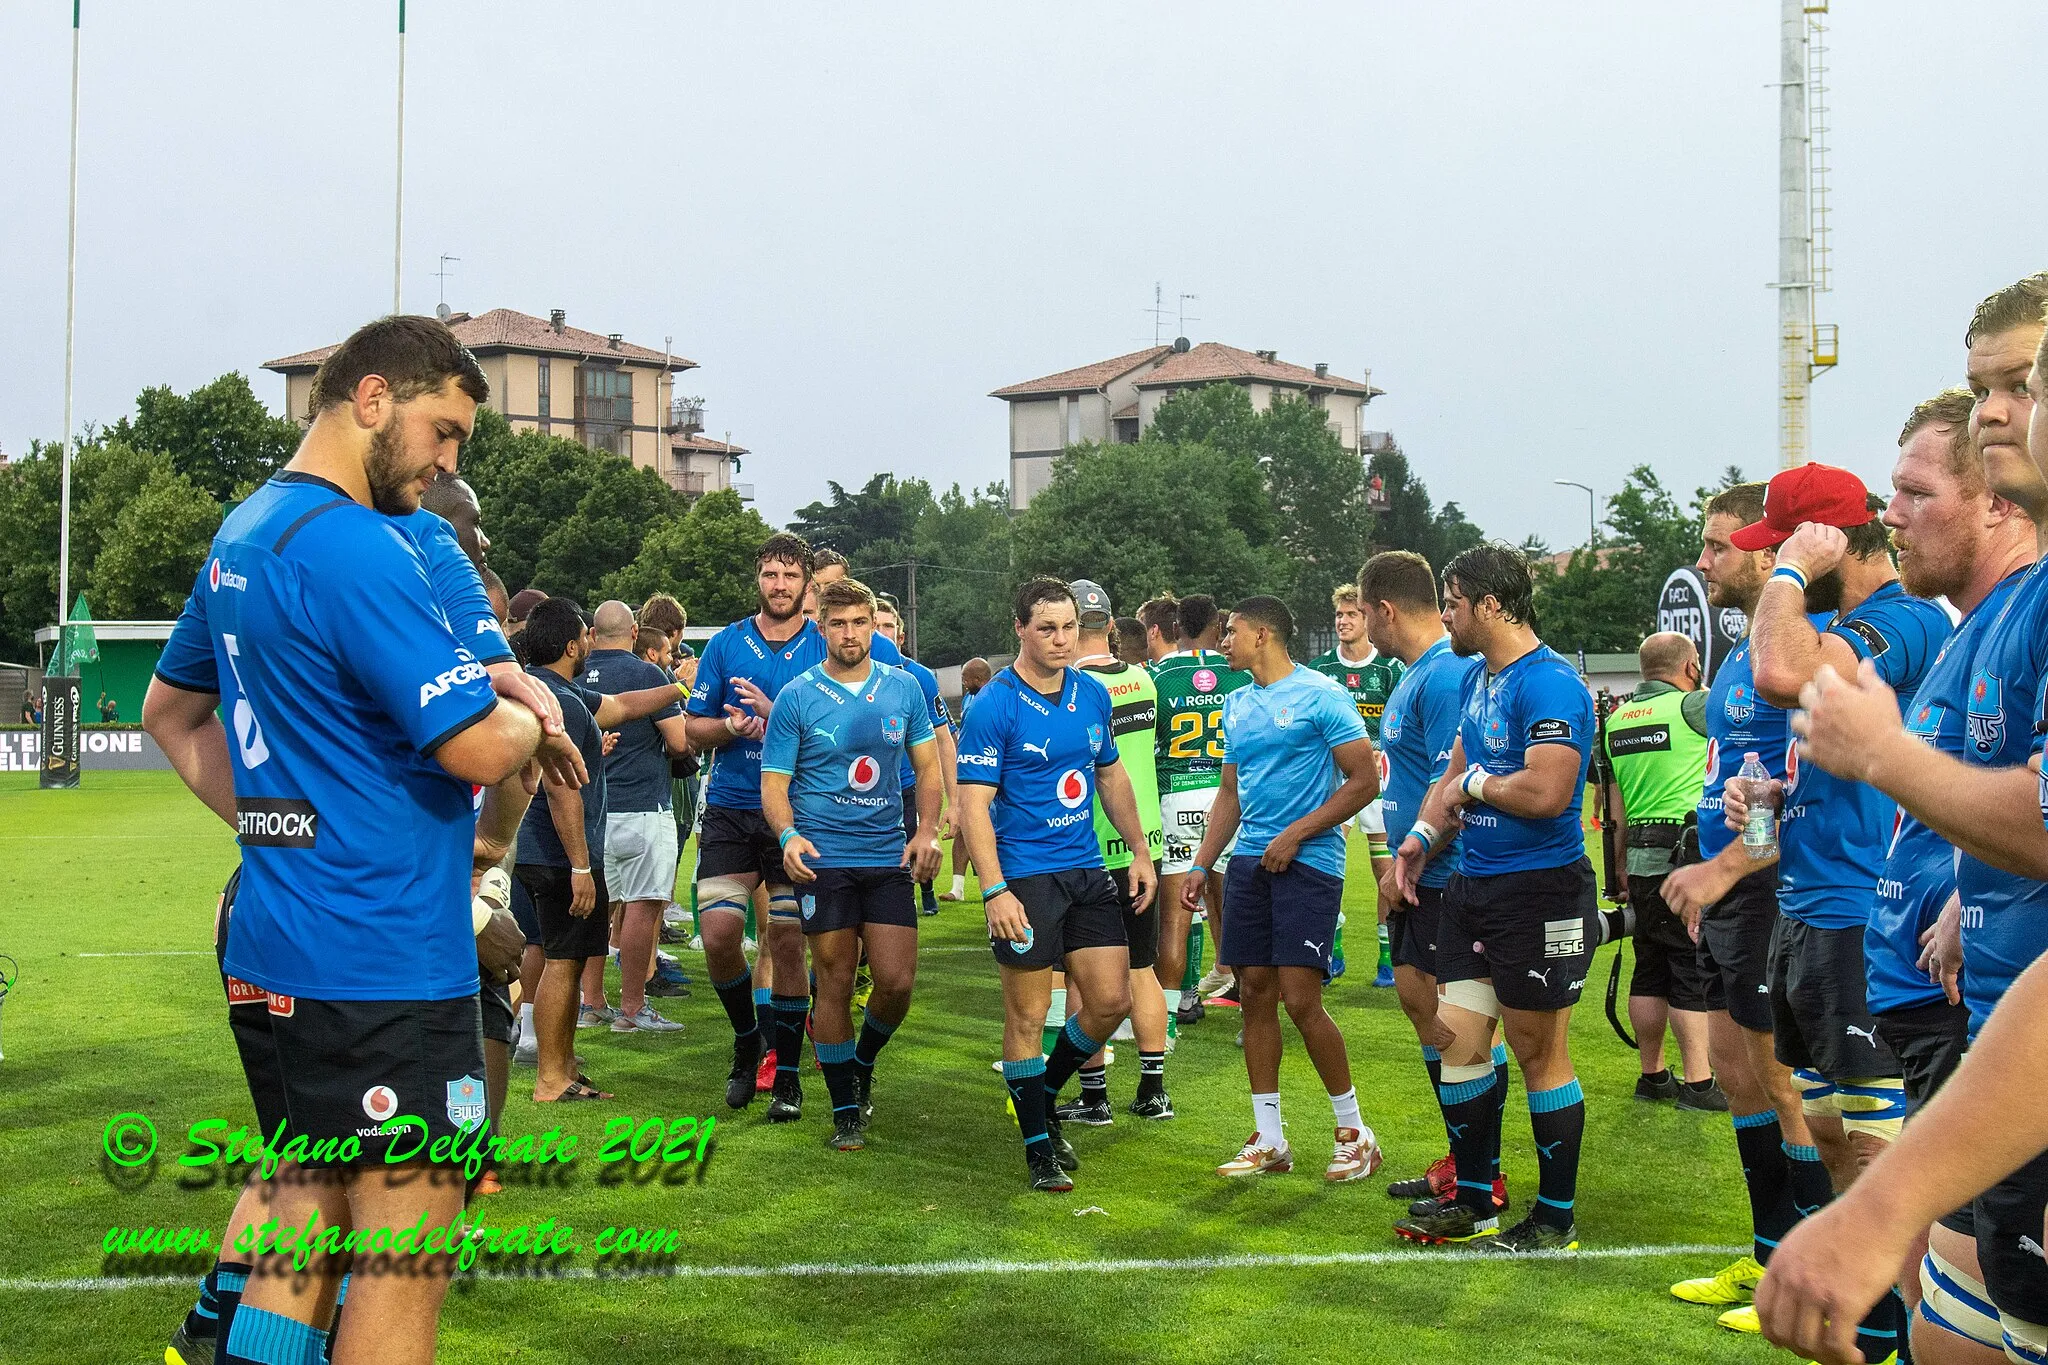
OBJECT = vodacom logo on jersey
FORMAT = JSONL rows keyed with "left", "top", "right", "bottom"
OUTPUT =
{"left": 1055, "top": 768, "right": 1090, "bottom": 809}
{"left": 847, "top": 755, "right": 883, "bottom": 792}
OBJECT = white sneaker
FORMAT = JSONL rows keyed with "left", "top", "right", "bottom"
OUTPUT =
{"left": 1197, "top": 966, "right": 1233, "bottom": 998}
{"left": 1326, "top": 1126, "right": 1383, "bottom": 1182}
{"left": 612, "top": 1004, "right": 683, "bottom": 1034}
{"left": 663, "top": 903, "right": 686, "bottom": 925}
{"left": 1111, "top": 1018, "right": 1136, "bottom": 1042}
{"left": 577, "top": 1004, "right": 617, "bottom": 1029}
{"left": 688, "top": 934, "right": 705, "bottom": 951}
{"left": 513, "top": 1033, "right": 539, "bottom": 1065}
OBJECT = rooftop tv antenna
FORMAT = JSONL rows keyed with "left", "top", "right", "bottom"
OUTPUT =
{"left": 1146, "top": 284, "right": 1201, "bottom": 346}
{"left": 434, "top": 254, "right": 459, "bottom": 311}
{"left": 1774, "top": 0, "right": 1839, "bottom": 469}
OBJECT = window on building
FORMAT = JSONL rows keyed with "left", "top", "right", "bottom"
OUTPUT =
{"left": 537, "top": 357, "right": 552, "bottom": 429}
{"left": 1113, "top": 416, "right": 1139, "bottom": 444}
{"left": 1066, "top": 401, "right": 1081, "bottom": 445}
{"left": 575, "top": 365, "right": 634, "bottom": 457}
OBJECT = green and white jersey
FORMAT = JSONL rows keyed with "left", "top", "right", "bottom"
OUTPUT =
{"left": 1307, "top": 645, "right": 1403, "bottom": 743}
{"left": 1149, "top": 649, "right": 1252, "bottom": 794}
{"left": 1079, "top": 657, "right": 1162, "bottom": 871}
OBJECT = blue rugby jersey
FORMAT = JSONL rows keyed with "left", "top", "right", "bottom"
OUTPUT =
{"left": 1868, "top": 572, "right": 2017, "bottom": 1014}
{"left": 954, "top": 666, "right": 1118, "bottom": 878}
{"left": 1778, "top": 583, "right": 1951, "bottom": 929}
{"left": 393, "top": 508, "right": 511, "bottom": 665}
{"left": 1219, "top": 664, "right": 1370, "bottom": 880}
{"left": 1379, "top": 637, "right": 1480, "bottom": 887}
{"left": 1955, "top": 562, "right": 2048, "bottom": 1033}
{"left": 1454, "top": 645, "right": 1593, "bottom": 876}
{"left": 894, "top": 654, "right": 951, "bottom": 787}
{"left": 153, "top": 472, "right": 500, "bottom": 1001}
{"left": 762, "top": 661, "right": 935, "bottom": 867}
{"left": 1696, "top": 634, "right": 1796, "bottom": 862}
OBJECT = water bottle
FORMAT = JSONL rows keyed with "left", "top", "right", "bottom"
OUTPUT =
{"left": 1738, "top": 752, "right": 1778, "bottom": 860}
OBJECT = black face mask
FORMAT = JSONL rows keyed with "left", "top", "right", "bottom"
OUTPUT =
{"left": 1803, "top": 569, "right": 1845, "bottom": 616}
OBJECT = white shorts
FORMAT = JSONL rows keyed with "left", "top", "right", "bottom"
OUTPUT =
{"left": 1353, "top": 798, "right": 1385, "bottom": 838}
{"left": 1160, "top": 787, "right": 1235, "bottom": 877}
{"left": 604, "top": 808, "right": 681, "bottom": 904}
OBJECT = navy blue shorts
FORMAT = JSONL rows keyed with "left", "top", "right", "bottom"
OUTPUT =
{"left": 990, "top": 868, "right": 1126, "bottom": 971}
{"left": 1221, "top": 860, "right": 1343, "bottom": 970}
{"left": 509, "top": 871, "right": 542, "bottom": 947}
{"left": 802, "top": 866, "right": 918, "bottom": 935}
{"left": 1389, "top": 882, "right": 1445, "bottom": 976}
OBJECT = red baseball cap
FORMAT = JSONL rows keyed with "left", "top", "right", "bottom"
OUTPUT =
{"left": 1729, "top": 462, "right": 1876, "bottom": 551}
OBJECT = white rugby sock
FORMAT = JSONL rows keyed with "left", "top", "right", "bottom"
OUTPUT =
{"left": 1163, "top": 989, "right": 1181, "bottom": 1015}
{"left": 1330, "top": 1087, "right": 1363, "bottom": 1132}
{"left": 1253, "top": 1092, "right": 1285, "bottom": 1149}
{"left": 518, "top": 1002, "right": 535, "bottom": 1033}
{"left": 950, "top": 875, "right": 966, "bottom": 897}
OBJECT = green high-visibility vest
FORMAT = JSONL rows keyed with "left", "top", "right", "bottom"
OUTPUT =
{"left": 1604, "top": 682, "right": 1709, "bottom": 828}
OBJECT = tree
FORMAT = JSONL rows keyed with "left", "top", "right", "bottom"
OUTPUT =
{"left": 108, "top": 373, "right": 300, "bottom": 503}
{"left": 1532, "top": 464, "right": 1715, "bottom": 653}
{"left": 1366, "top": 446, "right": 1488, "bottom": 569}
{"left": 530, "top": 457, "right": 678, "bottom": 604}
{"left": 602, "top": 490, "right": 775, "bottom": 625}
{"left": 789, "top": 474, "right": 930, "bottom": 559}
{"left": 897, "top": 482, "right": 1014, "bottom": 665}
{"left": 1013, "top": 439, "right": 1290, "bottom": 620}
{"left": 460, "top": 409, "right": 612, "bottom": 596}
{"left": 89, "top": 467, "right": 220, "bottom": 618}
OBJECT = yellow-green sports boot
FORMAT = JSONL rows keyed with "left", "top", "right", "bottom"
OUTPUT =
{"left": 1671, "top": 1254, "right": 1764, "bottom": 1305}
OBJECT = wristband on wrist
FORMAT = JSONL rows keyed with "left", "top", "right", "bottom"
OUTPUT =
{"left": 1770, "top": 563, "right": 1809, "bottom": 593}
{"left": 676, "top": 679, "right": 689, "bottom": 696}
{"left": 1190, "top": 864, "right": 1210, "bottom": 877}
{"left": 1411, "top": 818, "right": 1441, "bottom": 852}
{"left": 982, "top": 880, "right": 1009, "bottom": 901}
{"left": 1460, "top": 765, "right": 1491, "bottom": 805}
{"left": 724, "top": 712, "right": 742, "bottom": 735}
{"left": 570, "top": 866, "right": 591, "bottom": 876}
{"left": 778, "top": 827, "right": 799, "bottom": 849}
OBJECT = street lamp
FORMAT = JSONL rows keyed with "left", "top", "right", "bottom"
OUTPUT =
{"left": 1554, "top": 480, "right": 1597, "bottom": 550}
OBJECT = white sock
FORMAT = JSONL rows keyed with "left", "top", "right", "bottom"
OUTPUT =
{"left": 1253, "top": 1092, "right": 1285, "bottom": 1149}
{"left": 518, "top": 1002, "right": 535, "bottom": 1032}
{"left": 1045, "top": 988, "right": 1067, "bottom": 1029}
{"left": 1163, "top": 988, "right": 1180, "bottom": 1015}
{"left": 950, "top": 875, "right": 966, "bottom": 897}
{"left": 1330, "top": 1087, "right": 1363, "bottom": 1133}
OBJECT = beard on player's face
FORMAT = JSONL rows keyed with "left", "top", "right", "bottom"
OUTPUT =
{"left": 366, "top": 418, "right": 434, "bottom": 516}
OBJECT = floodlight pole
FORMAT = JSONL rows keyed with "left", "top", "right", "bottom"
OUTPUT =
{"left": 56, "top": 0, "right": 83, "bottom": 659}
{"left": 393, "top": 0, "right": 406, "bottom": 314}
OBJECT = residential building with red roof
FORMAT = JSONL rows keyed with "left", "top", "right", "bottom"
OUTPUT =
{"left": 990, "top": 339, "right": 1385, "bottom": 509}
{"left": 263, "top": 307, "right": 750, "bottom": 500}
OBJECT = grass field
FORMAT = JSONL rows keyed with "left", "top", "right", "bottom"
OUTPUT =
{"left": 0, "top": 772, "right": 1783, "bottom": 1364}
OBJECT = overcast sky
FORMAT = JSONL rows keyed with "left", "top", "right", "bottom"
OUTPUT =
{"left": 5, "top": 2, "right": 2046, "bottom": 553}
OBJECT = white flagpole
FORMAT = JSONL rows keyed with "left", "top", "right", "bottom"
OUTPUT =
{"left": 56, "top": 0, "right": 82, "bottom": 670}
{"left": 393, "top": 0, "right": 406, "bottom": 314}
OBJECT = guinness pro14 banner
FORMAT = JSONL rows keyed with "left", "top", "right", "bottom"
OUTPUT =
{"left": 1657, "top": 567, "right": 1747, "bottom": 687}
{"left": 39, "top": 676, "right": 81, "bottom": 789}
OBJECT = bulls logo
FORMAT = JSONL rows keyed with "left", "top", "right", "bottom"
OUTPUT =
{"left": 1907, "top": 702, "right": 1945, "bottom": 747}
{"left": 847, "top": 755, "right": 882, "bottom": 792}
{"left": 1382, "top": 705, "right": 1402, "bottom": 742}
{"left": 1968, "top": 673, "right": 2005, "bottom": 756}
{"left": 1483, "top": 714, "right": 1509, "bottom": 754}
{"left": 1193, "top": 668, "right": 1218, "bottom": 692}
{"left": 881, "top": 715, "right": 905, "bottom": 747}
{"left": 362, "top": 1085, "right": 399, "bottom": 1122}
{"left": 1725, "top": 684, "right": 1755, "bottom": 725}
{"left": 1055, "top": 768, "right": 1090, "bottom": 809}
{"left": 1087, "top": 723, "right": 1104, "bottom": 755}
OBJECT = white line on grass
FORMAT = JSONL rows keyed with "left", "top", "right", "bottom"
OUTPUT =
{"left": 73, "top": 951, "right": 212, "bottom": 958}
{"left": 2, "top": 1243, "right": 1746, "bottom": 1293}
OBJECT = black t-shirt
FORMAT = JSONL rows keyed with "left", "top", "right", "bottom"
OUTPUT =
{"left": 516, "top": 668, "right": 607, "bottom": 867}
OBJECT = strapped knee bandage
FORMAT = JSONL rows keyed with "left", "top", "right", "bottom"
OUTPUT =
{"left": 1793, "top": 1067, "right": 1839, "bottom": 1120}
{"left": 1835, "top": 1076, "right": 1905, "bottom": 1141}
{"left": 1440, "top": 977, "right": 1501, "bottom": 1019}
{"left": 2002, "top": 1314, "right": 2048, "bottom": 1364}
{"left": 765, "top": 885, "right": 801, "bottom": 924}
{"left": 1919, "top": 1246, "right": 2003, "bottom": 1352}
{"left": 696, "top": 875, "right": 752, "bottom": 918}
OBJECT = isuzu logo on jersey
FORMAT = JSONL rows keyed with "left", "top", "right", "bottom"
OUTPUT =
{"left": 1055, "top": 768, "right": 1089, "bottom": 809}
{"left": 362, "top": 1086, "right": 399, "bottom": 1122}
{"left": 1969, "top": 673, "right": 2005, "bottom": 755}
{"left": 419, "top": 654, "right": 487, "bottom": 707}
{"left": 235, "top": 797, "right": 319, "bottom": 848}
{"left": 847, "top": 755, "right": 882, "bottom": 791}
{"left": 207, "top": 558, "right": 248, "bottom": 592}
{"left": 1725, "top": 684, "right": 1755, "bottom": 725}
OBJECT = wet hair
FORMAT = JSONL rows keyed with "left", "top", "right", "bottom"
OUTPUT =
{"left": 1965, "top": 272, "right": 2048, "bottom": 348}
{"left": 757, "top": 532, "right": 813, "bottom": 576}
{"left": 818, "top": 578, "right": 878, "bottom": 617}
{"left": 1013, "top": 576, "right": 1076, "bottom": 625}
{"left": 1442, "top": 542, "right": 1535, "bottom": 626}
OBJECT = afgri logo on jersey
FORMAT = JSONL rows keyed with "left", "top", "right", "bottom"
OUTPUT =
{"left": 1055, "top": 768, "right": 1090, "bottom": 809}
{"left": 1969, "top": 673, "right": 2005, "bottom": 755}
{"left": 847, "top": 755, "right": 882, "bottom": 792}
{"left": 1725, "top": 684, "right": 1755, "bottom": 725}
{"left": 1193, "top": 668, "right": 1218, "bottom": 692}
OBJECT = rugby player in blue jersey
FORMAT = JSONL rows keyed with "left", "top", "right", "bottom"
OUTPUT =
{"left": 1186, "top": 595, "right": 1384, "bottom": 1185}
{"left": 144, "top": 316, "right": 571, "bottom": 1365}
{"left": 956, "top": 578, "right": 1157, "bottom": 1193}
{"left": 1357, "top": 551, "right": 1500, "bottom": 1210}
{"left": 1392, "top": 543, "right": 1601, "bottom": 1253}
{"left": 1736, "top": 459, "right": 1952, "bottom": 1362}
{"left": 762, "top": 577, "right": 943, "bottom": 1150}
{"left": 1657, "top": 482, "right": 1832, "bottom": 1331}
{"left": 1783, "top": 275, "right": 2048, "bottom": 1365}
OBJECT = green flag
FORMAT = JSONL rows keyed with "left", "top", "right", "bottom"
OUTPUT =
{"left": 54, "top": 593, "right": 97, "bottom": 677}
